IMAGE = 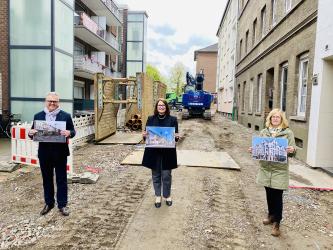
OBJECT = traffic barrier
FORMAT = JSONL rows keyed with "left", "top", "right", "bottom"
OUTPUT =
{"left": 10, "top": 114, "right": 95, "bottom": 174}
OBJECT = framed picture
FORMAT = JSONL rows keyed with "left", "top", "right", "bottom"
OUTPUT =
{"left": 252, "top": 136, "right": 288, "bottom": 163}
{"left": 33, "top": 120, "right": 66, "bottom": 143}
{"left": 145, "top": 126, "right": 175, "bottom": 148}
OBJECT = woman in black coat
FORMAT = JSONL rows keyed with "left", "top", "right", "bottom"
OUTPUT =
{"left": 142, "top": 98, "right": 179, "bottom": 208}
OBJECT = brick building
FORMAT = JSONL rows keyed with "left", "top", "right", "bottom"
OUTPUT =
{"left": 194, "top": 43, "right": 218, "bottom": 94}
{"left": 235, "top": 0, "right": 318, "bottom": 161}
{"left": 0, "top": 0, "right": 9, "bottom": 121}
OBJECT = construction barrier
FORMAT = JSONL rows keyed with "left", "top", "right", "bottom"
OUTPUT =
{"left": 11, "top": 114, "right": 95, "bottom": 174}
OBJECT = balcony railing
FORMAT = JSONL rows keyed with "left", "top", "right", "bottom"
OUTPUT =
{"left": 105, "top": 32, "right": 121, "bottom": 52}
{"left": 75, "top": 12, "right": 121, "bottom": 52}
{"left": 101, "top": 0, "right": 122, "bottom": 22}
{"left": 74, "top": 55, "right": 104, "bottom": 74}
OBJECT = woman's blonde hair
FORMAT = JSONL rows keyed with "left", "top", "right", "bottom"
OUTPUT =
{"left": 265, "top": 108, "right": 289, "bottom": 128}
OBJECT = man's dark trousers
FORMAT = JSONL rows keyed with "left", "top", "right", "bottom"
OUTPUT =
{"left": 39, "top": 152, "right": 68, "bottom": 208}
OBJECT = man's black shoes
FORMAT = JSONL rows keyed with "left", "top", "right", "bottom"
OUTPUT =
{"left": 40, "top": 204, "right": 54, "bottom": 216}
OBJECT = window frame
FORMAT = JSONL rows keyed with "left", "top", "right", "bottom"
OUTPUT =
{"left": 280, "top": 63, "right": 288, "bottom": 111}
{"left": 297, "top": 55, "right": 309, "bottom": 117}
{"left": 285, "top": 0, "right": 292, "bottom": 13}
{"left": 256, "top": 74, "right": 263, "bottom": 113}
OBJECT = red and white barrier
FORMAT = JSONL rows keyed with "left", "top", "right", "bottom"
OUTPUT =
{"left": 10, "top": 114, "right": 95, "bottom": 174}
{"left": 11, "top": 123, "right": 74, "bottom": 174}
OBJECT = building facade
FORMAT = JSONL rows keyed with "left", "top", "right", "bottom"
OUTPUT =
{"left": 216, "top": 0, "right": 238, "bottom": 117}
{"left": 9, "top": 0, "right": 74, "bottom": 122}
{"left": 307, "top": 0, "right": 333, "bottom": 169}
{"left": 73, "top": 0, "right": 123, "bottom": 113}
{"left": 126, "top": 11, "right": 148, "bottom": 78}
{"left": 235, "top": 0, "right": 318, "bottom": 161}
{"left": 194, "top": 43, "right": 218, "bottom": 94}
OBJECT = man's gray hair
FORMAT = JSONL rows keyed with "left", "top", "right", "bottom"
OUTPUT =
{"left": 45, "top": 92, "right": 59, "bottom": 99}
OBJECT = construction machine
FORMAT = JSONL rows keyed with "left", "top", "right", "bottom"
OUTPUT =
{"left": 181, "top": 70, "right": 213, "bottom": 120}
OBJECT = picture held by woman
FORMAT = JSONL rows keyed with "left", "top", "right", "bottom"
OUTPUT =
{"left": 250, "top": 108, "right": 296, "bottom": 237}
{"left": 142, "top": 98, "right": 179, "bottom": 208}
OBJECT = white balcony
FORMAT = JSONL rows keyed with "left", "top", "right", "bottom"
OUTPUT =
{"left": 74, "top": 55, "right": 104, "bottom": 79}
{"left": 74, "top": 12, "right": 120, "bottom": 54}
{"left": 80, "top": 0, "right": 122, "bottom": 26}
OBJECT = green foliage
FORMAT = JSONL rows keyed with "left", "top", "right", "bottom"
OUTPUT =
{"left": 146, "top": 64, "right": 166, "bottom": 82}
{"left": 168, "top": 62, "right": 186, "bottom": 96}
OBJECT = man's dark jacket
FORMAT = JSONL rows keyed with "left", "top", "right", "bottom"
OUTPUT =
{"left": 30, "top": 110, "right": 76, "bottom": 158}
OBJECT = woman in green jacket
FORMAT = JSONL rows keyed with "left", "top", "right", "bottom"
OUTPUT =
{"left": 251, "top": 109, "right": 296, "bottom": 237}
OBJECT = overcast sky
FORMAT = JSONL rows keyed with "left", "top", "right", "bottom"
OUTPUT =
{"left": 117, "top": 0, "right": 228, "bottom": 77}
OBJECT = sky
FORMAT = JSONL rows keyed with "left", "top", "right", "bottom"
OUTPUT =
{"left": 117, "top": 0, "right": 228, "bottom": 78}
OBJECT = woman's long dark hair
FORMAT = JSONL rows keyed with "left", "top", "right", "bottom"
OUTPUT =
{"left": 154, "top": 98, "right": 170, "bottom": 116}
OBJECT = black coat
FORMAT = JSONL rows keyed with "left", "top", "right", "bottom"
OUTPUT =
{"left": 30, "top": 110, "right": 76, "bottom": 158}
{"left": 142, "top": 115, "right": 178, "bottom": 170}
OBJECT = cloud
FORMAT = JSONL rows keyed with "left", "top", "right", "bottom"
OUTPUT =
{"left": 149, "top": 35, "right": 213, "bottom": 56}
{"left": 150, "top": 24, "right": 176, "bottom": 36}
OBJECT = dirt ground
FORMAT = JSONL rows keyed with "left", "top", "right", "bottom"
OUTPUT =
{"left": 0, "top": 113, "right": 333, "bottom": 249}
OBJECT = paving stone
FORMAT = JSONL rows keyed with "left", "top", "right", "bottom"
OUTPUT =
{"left": 0, "top": 162, "right": 20, "bottom": 172}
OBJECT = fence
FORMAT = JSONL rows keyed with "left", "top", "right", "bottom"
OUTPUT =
{"left": 11, "top": 114, "right": 95, "bottom": 174}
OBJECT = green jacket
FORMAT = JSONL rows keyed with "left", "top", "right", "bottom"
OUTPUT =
{"left": 256, "top": 127, "right": 296, "bottom": 190}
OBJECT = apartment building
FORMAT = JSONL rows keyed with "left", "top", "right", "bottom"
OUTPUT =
{"left": 307, "top": 0, "right": 333, "bottom": 170}
{"left": 235, "top": 0, "right": 318, "bottom": 161}
{"left": 216, "top": 0, "right": 238, "bottom": 117}
{"left": 6, "top": 0, "right": 74, "bottom": 122}
{"left": 73, "top": 0, "right": 123, "bottom": 113}
{"left": 194, "top": 43, "right": 218, "bottom": 94}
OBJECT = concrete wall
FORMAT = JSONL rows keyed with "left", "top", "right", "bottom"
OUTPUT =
{"left": 216, "top": 0, "right": 238, "bottom": 115}
{"left": 308, "top": 0, "right": 333, "bottom": 168}
{"left": 236, "top": 0, "right": 318, "bottom": 161}
{"left": 195, "top": 52, "right": 218, "bottom": 94}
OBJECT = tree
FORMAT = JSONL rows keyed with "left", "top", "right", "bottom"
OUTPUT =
{"left": 169, "top": 62, "right": 186, "bottom": 96}
{"left": 146, "top": 64, "right": 166, "bottom": 82}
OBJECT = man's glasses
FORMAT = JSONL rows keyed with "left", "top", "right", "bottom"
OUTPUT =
{"left": 46, "top": 100, "right": 59, "bottom": 104}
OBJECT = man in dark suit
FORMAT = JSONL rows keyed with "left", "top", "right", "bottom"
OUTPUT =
{"left": 29, "top": 92, "right": 76, "bottom": 216}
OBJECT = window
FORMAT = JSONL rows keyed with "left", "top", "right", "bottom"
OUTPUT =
{"left": 249, "top": 78, "right": 254, "bottom": 113}
{"left": 55, "top": 51, "right": 73, "bottom": 100}
{"left": 239, "top": 39, "right": 243, "bottom": 59}
{"left": 297, "top": 55, "right": 309, "bottom": 116}
{"left": 252, "top": 19, "right": 257, "bottom": 45}
{"left": 285, "top": 0, "right": 292, "bottom": 13}
{"left": 74, "top": 41, "right": 85, "bottom": 56}
{"left": 127, "top": 42, "right": 143, "bottom": 60}
{"left": 280, "top": 63, "right": 288, "bottom": 111}
{"left": 74, "top": 81, "right": 85, "bottom": 99}
{"left": 242, "top": 81, "right": 246, "bottom": 111}
{"left": 261, "top": 5, "right": 266, "bottom": 37}
{"left": 256, "top": 74, "right": 263, "bottom": 112}
{"left": 10, "top": 0, "right": 51, "bottom": 46}
{"left": 127, "top": 22, "right": 143, "bottom": 41}
{"left": 10, "top": 49, "right": 51, "bottom": 98}
{"left": 245, "top": 30, "right": 249, "bottom": 53}
{"left": 271, "top": 0, "right": 277, "bottom": 25}
{"left": 55, "top": 0, "right": 73, "bottom": 54}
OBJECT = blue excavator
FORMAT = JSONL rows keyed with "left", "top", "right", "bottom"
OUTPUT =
{"left": 181, "top": 70, "right": 213, "bottom": 120}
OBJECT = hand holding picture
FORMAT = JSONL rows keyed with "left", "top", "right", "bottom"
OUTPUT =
{"left": 60, "top": 130, "right": 71, "bottom": 137}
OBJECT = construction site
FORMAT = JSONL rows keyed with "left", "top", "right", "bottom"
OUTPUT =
{"left": 0, "top": 72, "right": 333, "bottom": 249}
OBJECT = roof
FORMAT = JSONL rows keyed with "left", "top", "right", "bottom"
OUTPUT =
{"left": 194, "top": 43, "right": 218, "bottom": 61}
{"left": 216, "top": 0, "right": 232, "bottom": 36}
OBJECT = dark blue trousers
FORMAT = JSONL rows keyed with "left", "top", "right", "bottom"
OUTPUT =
{"left": 39, "top": 154, "right": 68, "bottom": 208}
